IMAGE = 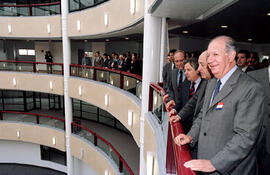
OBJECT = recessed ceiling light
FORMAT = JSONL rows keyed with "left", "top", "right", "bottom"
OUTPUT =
{"left": 221, "top": 25, "right": 228, "bottom": 28}
{"left": 84, "top": 40, "right": 88, "bottom": 43}
{"left": 182, "top": 30, "right": 188, "bottom": 34}
{"left": 267, "top": 12, "right": 270, "bottom": 16}
{"left": 125, "top": 37, "right": 129, "bottom": 40}
{"left": 105, "top": 39, "right": 110, "bottom": 42}
{"left": 248, "top": 38, "right": 252, "bottom": 41}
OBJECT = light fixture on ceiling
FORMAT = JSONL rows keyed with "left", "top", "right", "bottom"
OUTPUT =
{"left": 78, "top": 86, "right": 82, "bottom": 96}
{"left": 125, "top": 37, "right": 130, "bottom": 40}
{"left": 104, "top": 13, "right": 108, "bottom": 27}
{"left": 84, "top": 40, "right": 88, "bottom": 43}
{"left": 52, "top": 136, "right": 56, "bottom": 145}
{"left": 248, "top": 38, "right": 253, "bottom": 41}
{"left": 49, "top": 80, "right": 53, "bottom": 90}
{"left": 105, "top": 94, "right": 109, "bottom": 106}
{"left": 267, "top": 12, "right": 270, "bottom": 16}
{"left": 130, "top": 0, "right": 136, "bottom": 15}
{"left": 105, "top": 39, "right": 110, "bottom": 42}
{"left": 8, "top": 24, "right": 12, "bottom": 33}
{"left": 221, "top": 25, "right": 228, "bottom": 29}
{"left": 77, "top": 20, "right": 81, "bottom": 31}
{"left": 128, "top": 110, "right": 133, "bottom": 126}
{"left": 182, "top": 30, "right": 188, "bottom": 34}
{"left": 47, "top": 24, "right": 51, "bottom": 33}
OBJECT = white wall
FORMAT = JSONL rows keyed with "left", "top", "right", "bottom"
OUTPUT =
{"left": 0, "top": 140, "right": 98, "bottom": 175}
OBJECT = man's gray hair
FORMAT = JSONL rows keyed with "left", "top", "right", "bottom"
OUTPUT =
{"left": 210, "top": 36, "right": 236, "bottom": 54}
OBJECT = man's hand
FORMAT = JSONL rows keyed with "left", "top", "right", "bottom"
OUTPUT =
{"left": 184, "top": 159, "right": 216, "bottom": 172}
{"left": 163, "top": 94, "right": 169, "bottom": 103}
{"left": 174, "top": 134, "right": 192, "bottom": 146}
{"left": 169, "top": 115, "right": 181, "bottom": 123}
{"left": 165, "top": 100, "right": 175, "bottom": 111}
{"left": 168, "top": 109, "right": 177, "bottom": 117}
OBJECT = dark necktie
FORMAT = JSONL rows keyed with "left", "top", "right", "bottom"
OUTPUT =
{"left": 189, "top": 82, "right": 196, "bottom": 98}
{"left": 178, "top": 70, "right": 183, "bottom": 90}
{"left": 212, "top": 80, "right": 222, "bottom": 102}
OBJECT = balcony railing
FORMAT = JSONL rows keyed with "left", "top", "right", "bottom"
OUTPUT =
{"left": 0, "top": 60, "right": 142, "bottom": 99}
{"left": 0, "top": 2, "right": 61, "bottom": 16}
{"left": 70, "top": 64, "right": 142, "bottom": 99}
{"left": 0, "top": 110, "right": 134, "bottom": 175}
{"left": 149, "top": 82, "right": 196, "bottom": 175}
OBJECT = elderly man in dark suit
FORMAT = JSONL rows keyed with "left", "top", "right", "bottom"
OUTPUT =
{"left": 248, "top": 64, "right": 270, "bottom": 175}
{"left": 175, "top": 36, "right": 265, "bottom": 175}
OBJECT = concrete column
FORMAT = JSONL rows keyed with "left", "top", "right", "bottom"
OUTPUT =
{"left": 159, "top": 17, "right": 168, "bottom": 82}
{"left": 61, "top": 0, "right": 73, "bottom": 175}
{"left": 140, "top": 1, "right": 162, "bottom": 174}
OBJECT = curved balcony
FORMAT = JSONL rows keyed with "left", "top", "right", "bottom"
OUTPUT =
{"left": 0, "top": 110, "right": 134, "bottom": 175}
{"left": 0, "top": 2, "right": 61, "bottom": 16}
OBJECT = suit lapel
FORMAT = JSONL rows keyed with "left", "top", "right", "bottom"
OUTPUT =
{"left": 207, "top": 69, "right": 242, "bottom": 111}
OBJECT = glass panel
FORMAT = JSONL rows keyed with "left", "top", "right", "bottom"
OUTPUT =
{"left": 136, "top": 81, "right": 142, "bottom": 99}
{"left": 122, "top": 165, "right": 132, "bottom": 175}
{"left": 96, "top": 70, "right": 108, "bottom": 82}
{"left": 110, "top": 150, "right": 120, "bottom": 168}
{"left": 99, "top": 115, "right": 114, "bottom": 126}
{"left": 152, "top": 90, "right": 163, "bottom": 122}
{"left": 76, "top": 129, "right": 94, "bottom": 143}
{"left": 123, "top": 76, "right": 137, "bottom": 94}
{"left": 97, "top": 139, "right": 110, "bottom": 156}
{"left": 109, "top": 72, "right": 120, "bottom": 88}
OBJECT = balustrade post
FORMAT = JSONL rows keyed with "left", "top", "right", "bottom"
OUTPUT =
{"left": 33, "top": 62, "right": 36, "bottom": 72}
{"left": 120, "top": 73, "right": 124, "bottom": 89}
{"left": 119, "top": 157, "right": 123, "bottom": 173}
{"left": 36, "top": 115, "right": 39, "bottom": 124}
{"left": 148, "top": 86, "right": 153, "bottom": 111}
{"left": 0, "top": 111, "right": 3, "bottom": 120}
{"left": 94, "top": 134, "right": 97, "bottom": 146}
{"left": 62, "top": 65, "right": 64, "bottom": 75}
{"left": 29, "top": 5, "right": 33, "bottom": 16}
{"left": 93, "top": 69, "right": 97, "bottom": 80}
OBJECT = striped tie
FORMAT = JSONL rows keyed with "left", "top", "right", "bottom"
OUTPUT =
{"left": 189, "top": 82, "right": 195, "bottom": 98}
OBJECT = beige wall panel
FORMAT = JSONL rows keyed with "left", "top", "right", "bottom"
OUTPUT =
{"left": 68, "top": 77, "right": 141, "bottom": 146}
{"left": 71, "top": 136, "right": 118, "bottom": 175}
{"left": 144, "top": 118, "right": 159, "bottom": 175}
{"left": 67, "top": 0, "right": 144, "bottom": 37}
{"left": 0, "top": 16, "right": 61, "bottom": 38}
{"left": 0, "top": 72, "right": 64, "bottom": 95}
{"left": 0, "top": 122, "right": 65, "bottom": 151}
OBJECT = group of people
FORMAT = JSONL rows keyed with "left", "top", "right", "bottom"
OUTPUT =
{"left": 163, "top": 36, "right": 270, "bottom": 175}
{"left": 83, "top": 51, "right": 143, "bottom": 75}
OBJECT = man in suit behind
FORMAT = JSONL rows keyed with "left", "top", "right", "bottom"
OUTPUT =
{"left": 248, "top": 64, "right": 270, "bottom": 175}
{"left": 165, "top": 50, "right": 190, "bottom": 111}
{"left": 163, "top": 50, "right": 176, "bottom": 91}
{"left": 175, "top": 36, "right": 265, "bottom": 175}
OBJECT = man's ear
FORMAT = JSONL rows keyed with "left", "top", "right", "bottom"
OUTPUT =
{"left": 229, "top": 50, "right": 236, "bottom": 62}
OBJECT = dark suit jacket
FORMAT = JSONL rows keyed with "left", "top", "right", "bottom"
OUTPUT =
{"left": 177, "top": 79, "right": 208, "bottom": 122}
{"left": 188, "top": 68, "right": 265, "bottom": 175}
{"left": 168, "top": 69, "right": 190, "bottom": 109}
{"left": 248, "top": 67, "right": 270, "bottom": 154}
{"left": 162, "top": 62, "right": 174, "bottom": 91}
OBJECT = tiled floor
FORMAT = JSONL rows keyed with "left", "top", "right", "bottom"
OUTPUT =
{"left": 1, "top": 109, "right": 139, "bottom": 175}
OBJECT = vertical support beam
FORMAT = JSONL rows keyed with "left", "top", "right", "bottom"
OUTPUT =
{"left": 159, "top": 17, "right": 168, "bottom": 82}
{"left": 140, "top": 1, "right": 162, "bottom": 174}
{"left": 61, "top": 0, "right": 73, "bottom": 175}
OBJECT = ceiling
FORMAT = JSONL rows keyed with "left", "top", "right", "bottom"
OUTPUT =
{"left": 166, "top": 0, "right": 270, "bottom": 44}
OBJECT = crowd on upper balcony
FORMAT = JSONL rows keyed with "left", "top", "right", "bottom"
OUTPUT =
{"left": 82, "top": 51, "right": 143, "bottom": 76}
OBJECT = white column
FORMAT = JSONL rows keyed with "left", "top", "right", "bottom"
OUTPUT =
{"left": 140, "top": 0, "right": 162, "bottom": 174}
{"left": 61, "top": 0, "right": 73, "bottom": 175}
{"left": 159, "top": 17, "right": 167, "bottom": 82}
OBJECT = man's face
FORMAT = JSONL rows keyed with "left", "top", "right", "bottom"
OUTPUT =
{"left": 168, "top": 52, "right": 174, "bottom": 62}
{"left": 184, "top": 63, "right": 199, "bottom": 82}
{"left": 94, "top": 52, "right": 98, "bottom": 57}
{"left": 207, "top": 39, "right": 235, "bottom": 79}
{"left": 247, "top": 52, "right": 256, "bottom": 66}
{"left": 237, "top": 53, "right": 247, "bottom": 68}
{"left": 174, "top": 52, "right": 185, "bottom": 70}
{"left": 198, "top": 52, "right": 212, "bottom": 80}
